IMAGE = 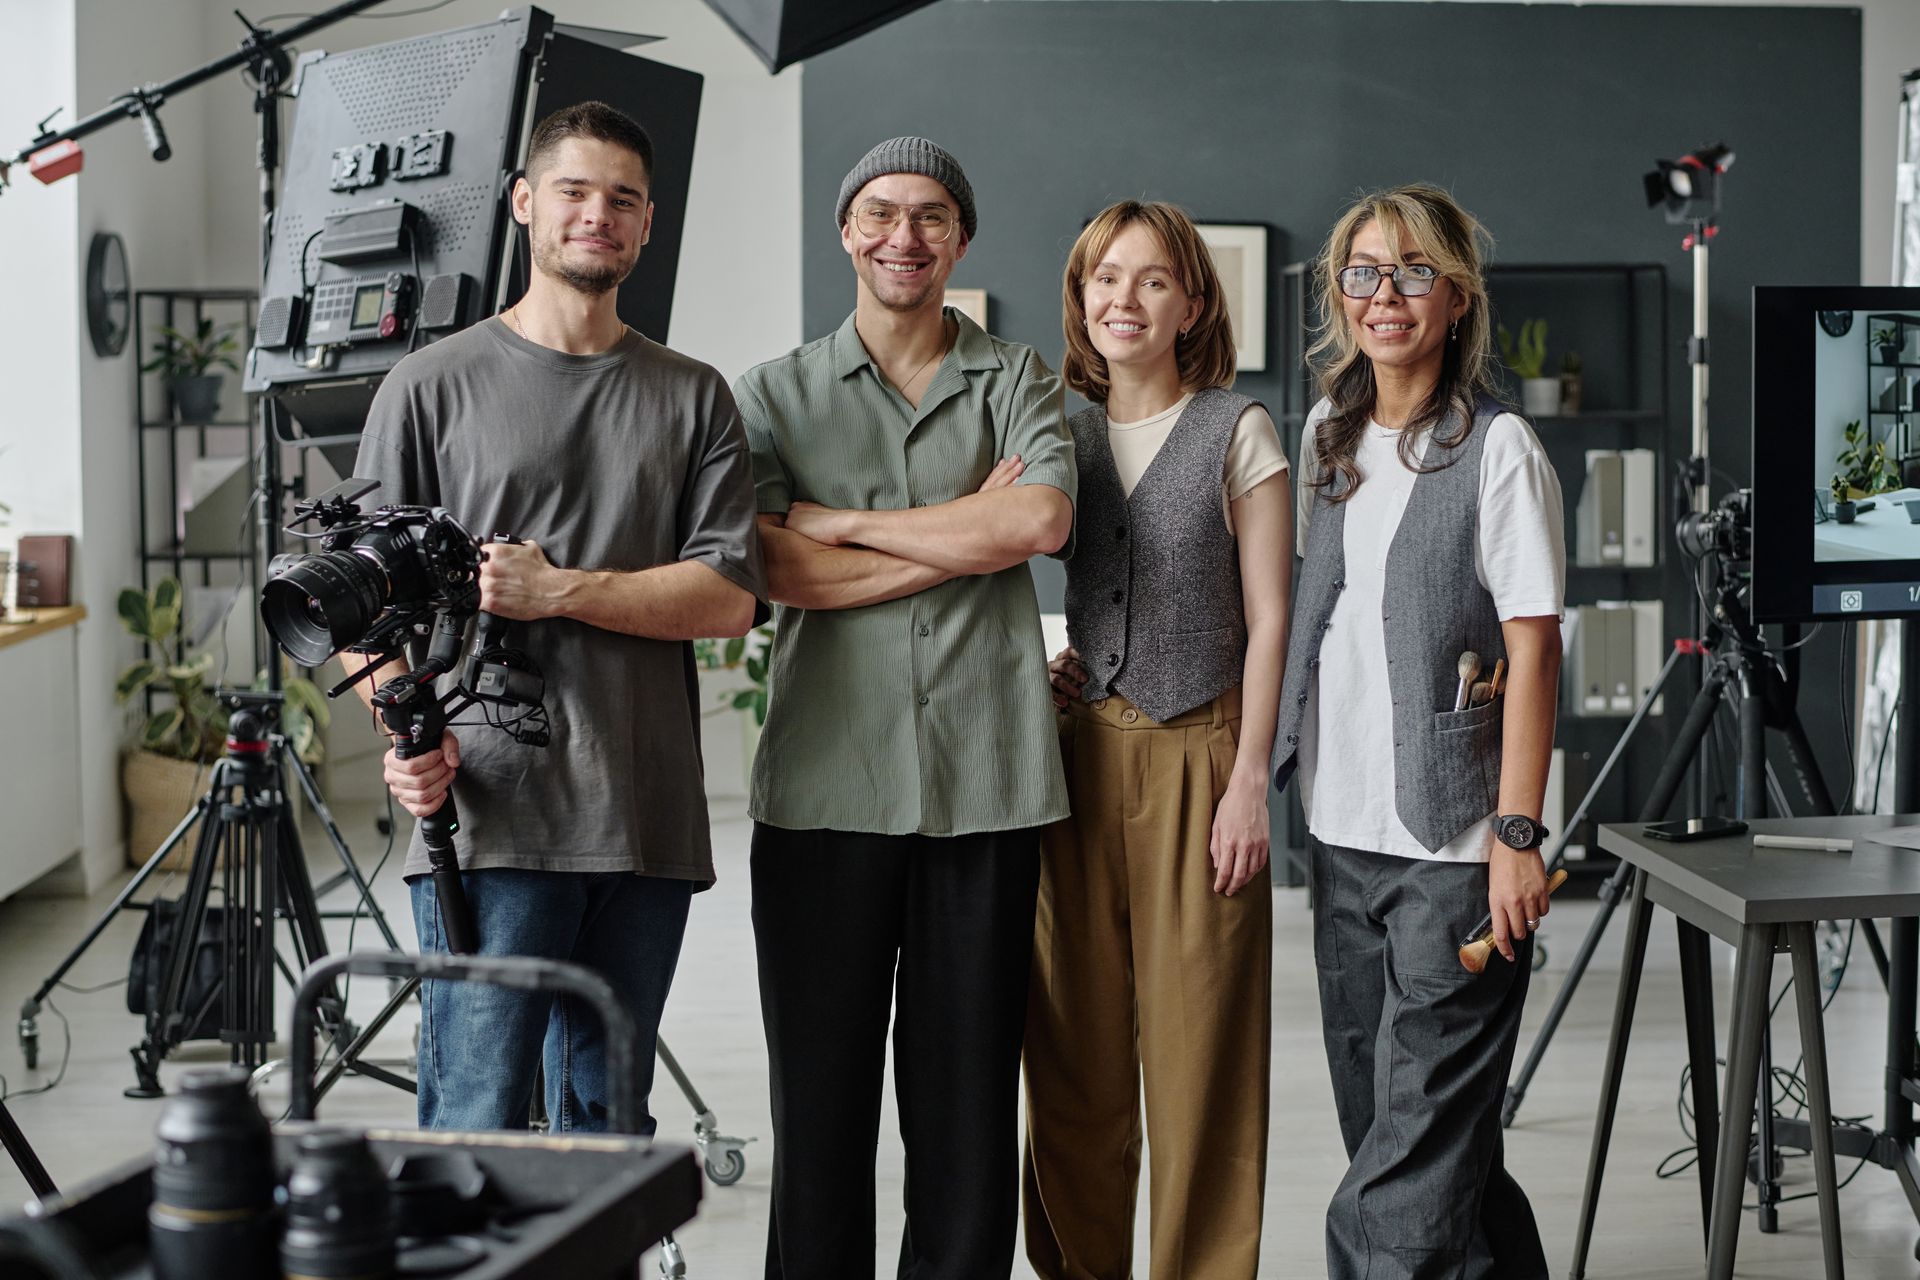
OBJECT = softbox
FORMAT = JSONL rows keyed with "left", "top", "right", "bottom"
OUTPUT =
{"left": 698, "top": 0, "right": 940, "bottom": 73}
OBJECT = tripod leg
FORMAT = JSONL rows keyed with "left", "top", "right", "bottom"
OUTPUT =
{"left": 1504, "top": 854, "right": 1631, "bottom": 1127}
{"left": 0, "top": 1098, "right": 57, "bottom": 1200}
{"left": 136, "top": 765, "right": 234, "bottom": 1092}
{"left": 1505, "top": 653, "right": 1724, "bottom": 1128}
{"left": 1789, "top": 921, "right": 1847, "bottom": 1278}
{"left": 1679, "top": 919, "right": 1720, "bottom": 1241}
{"left": 1571, "top": 866, "right": 1653, "bottom": 1280}
{"left": 284, "top": 741, "right": 402, "bottom": 951}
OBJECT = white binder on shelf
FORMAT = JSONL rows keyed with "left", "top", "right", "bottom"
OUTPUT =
{"left": 1621, "top": 449, "right": 1657, "bottom": 567}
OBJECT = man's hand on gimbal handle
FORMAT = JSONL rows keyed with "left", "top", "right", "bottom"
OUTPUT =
{"left": 383, "top": 729, "right": 461, "bottom": 818}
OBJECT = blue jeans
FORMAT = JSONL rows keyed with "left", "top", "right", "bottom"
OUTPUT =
{"left": 409, "top": 868, "right": 694, "bottom": 1135}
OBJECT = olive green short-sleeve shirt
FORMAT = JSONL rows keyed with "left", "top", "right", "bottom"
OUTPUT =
{"left": 736, "top": 308, "right": 1075, "bottom": 836}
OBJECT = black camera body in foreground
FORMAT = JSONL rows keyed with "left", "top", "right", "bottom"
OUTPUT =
{"left": 262, "top": 478, "right": 483, "bottom": 668}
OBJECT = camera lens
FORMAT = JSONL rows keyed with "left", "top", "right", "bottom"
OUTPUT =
{"left": 280, "top": 1130, "right": 394, "bottom": 1280}
{"left": 148, "top": 1066, "right": 277, "bottom": 1280}
{"left": 262, "top": 549, "right": 388, "bottom": 666}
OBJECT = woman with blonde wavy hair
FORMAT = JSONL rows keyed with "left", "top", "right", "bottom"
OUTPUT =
{"left": 1270, "top": 184, "right": 1561, "bottom": 1279}
{"left": 1025, "top": 200, "right": 1291, "bottom": 1279}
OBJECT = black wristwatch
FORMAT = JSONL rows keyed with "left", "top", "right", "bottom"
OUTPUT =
{"left": 1494, "top": 814, "right": 1548, "bottom": 852}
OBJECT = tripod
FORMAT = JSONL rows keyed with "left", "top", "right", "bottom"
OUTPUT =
{"left": 0, "top": 1099, "right": 55, "bottom": 1201}
{"left": 16, "top": 690, "right": 405, "bottom": 1097}
{"left": 1507, "top": 528, "right": 1837, "bottom": 1232}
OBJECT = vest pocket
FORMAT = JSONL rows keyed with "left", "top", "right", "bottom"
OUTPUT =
{"left": 1431, "top": 700, "right": 1501, "bottom": 732}
{"left": 1425, "top": 704, "right": 1503, "bottom": 843}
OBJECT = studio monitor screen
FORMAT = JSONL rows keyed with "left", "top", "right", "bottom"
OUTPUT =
{"left": 1752, "top": 286, "right": 1920, "bottom": 622}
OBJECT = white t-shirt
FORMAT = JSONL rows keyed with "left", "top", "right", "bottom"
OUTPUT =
{"left": 1296, "top": 399, "right": 1565, "bottom": 863}
{"left": 1107, "top": 394, "right": 1289, "bottom": 532}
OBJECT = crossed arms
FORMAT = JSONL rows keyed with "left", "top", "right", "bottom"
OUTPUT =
{"left": 758, "top": 455, "right": 1073, "bottom": 610}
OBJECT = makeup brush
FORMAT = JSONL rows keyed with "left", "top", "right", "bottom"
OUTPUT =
{"left": 1453, "top": 651, "right": 1482, "bottom": 712}
{"left": 1489, "top": 657, "right": 1507, "bottom": 699}
{"left": 1458, "top": 869, "right": 1570, "bottom": 974}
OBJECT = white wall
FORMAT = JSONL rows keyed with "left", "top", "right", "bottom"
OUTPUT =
{"left": 196, "top": 0, "right": 804, "bottom": 381}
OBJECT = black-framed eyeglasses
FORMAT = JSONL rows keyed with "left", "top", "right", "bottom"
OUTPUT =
{"left": 852, "top": 200, "right": 959, "bottom": 244}
{"left": 1337, "top": 262, "right": 1440, "bottom": 299}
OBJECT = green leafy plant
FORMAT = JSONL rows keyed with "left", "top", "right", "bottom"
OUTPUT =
{"left": 1561, "top": 350, "right": 1582, "bottom": 375}
{"left": 139, "top": 316, "right": 241, "bottom": 380}
{"left": 1873, "top": 326, "right": 1898, "bottom": 347}
{"left": 1835, "top": 419, "right": 1901, "bottom": 497}
{"left": 1830, "top": 473, "right": 1853, "bottom": 506}
{"left": 115, "top": 577, "right": 329, "bottom": 763}
{"left": 693, "top": 624, "right": 775, "bottom": 726}
{"left": 1498, "top": 318, "right": 1549, "bottom": 380}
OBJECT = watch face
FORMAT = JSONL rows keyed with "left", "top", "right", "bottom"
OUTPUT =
{"left": 1818, "top": 310, "right": 1854, "bottom": 338}
{"left": 1499, "top": 816, "right": 1537, "bottom": 849}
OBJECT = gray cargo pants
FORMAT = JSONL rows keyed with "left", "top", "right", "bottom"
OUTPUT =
{"left": 1311, "top": 841, "right": 1550, "bottom": 1280}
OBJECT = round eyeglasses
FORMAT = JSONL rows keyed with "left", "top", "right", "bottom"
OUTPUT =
{"left": 1337, "top": 263, "right": 1440, "bottom": 299}
{"left": 852, "top": 200, "right": 958, "bottom": 244}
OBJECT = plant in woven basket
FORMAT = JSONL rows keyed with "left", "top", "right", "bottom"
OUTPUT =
{"left": 115, "top": 577, "right": 330, "bottom": 763}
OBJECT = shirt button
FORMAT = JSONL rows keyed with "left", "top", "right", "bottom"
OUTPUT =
{"left": 918, "top": 695, "right": 929, "bottom": 706}
{"left": 1120, "top": 708, "right": 1139, "bottom": 724}
{"left": 1107, "top": 654, "right": 1119, "bottom": 667}
{"left": 918, "top": 623, "right": 930, "bottom": 636}
{"left": 1111, "top": 590, "right": 1123, "bottom": 604}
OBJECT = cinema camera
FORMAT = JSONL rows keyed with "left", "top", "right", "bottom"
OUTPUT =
{"left": 262, "top": 478, "right": 550, "bottom": 954}
{"left": 1676, "top": 487, "right": 1753, "bottom": 566}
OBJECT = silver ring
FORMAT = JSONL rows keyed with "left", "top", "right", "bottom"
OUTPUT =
{"left": 1526, "top": 919, "right": 1539, "bottom": 928}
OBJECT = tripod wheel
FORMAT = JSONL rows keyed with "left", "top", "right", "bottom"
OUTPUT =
{"left": 704, "top": 1149, "right": 746, "bottom": 1186}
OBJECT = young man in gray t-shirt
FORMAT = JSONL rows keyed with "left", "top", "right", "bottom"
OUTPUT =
{"left": 350, "top": 103, "right": 765, "bottom": 1135}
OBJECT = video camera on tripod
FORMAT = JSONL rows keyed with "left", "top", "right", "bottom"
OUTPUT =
{"left": 260, "top": 478, "right": 551, "bottom": 955}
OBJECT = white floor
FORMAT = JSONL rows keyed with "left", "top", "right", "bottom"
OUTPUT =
{"left": 6, "top": 791, "right": 1920, "bottom": 1278}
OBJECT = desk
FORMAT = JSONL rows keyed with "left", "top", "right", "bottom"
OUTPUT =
{"left": 1572, "top": 814, "right": 1920, "bottom": 1280}
{"left": 1815, "top": 486, "right": 1920, "bottom": 561}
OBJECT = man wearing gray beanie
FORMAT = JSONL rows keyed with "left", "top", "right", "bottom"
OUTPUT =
{"left": 734, "top": 136, "right": 1076, "bottom": 1278}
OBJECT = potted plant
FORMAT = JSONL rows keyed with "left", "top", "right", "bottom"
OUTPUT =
{"left": 1830, "top": 474, "right": 1857, "bottom": 524}
{"left": 1558, "top": 350, "right": 1583, "bottom": 416}
{"left": 1874, "top": 326, "right": 1902, "bottom": 365}
{"left": 141, "top": 316, "right": 241, "bottom": 424}
{"left": 1498, "top": 318, "right": 1560, "bottom": 417}
{"left": 1835, "top": 419, "right": 1900, "bottom": 500}
{"left": 116, "top": 576, "right": 329, "bottom": 867}
{"left": 692, "top": 624, "right": 774, "bottom": 793}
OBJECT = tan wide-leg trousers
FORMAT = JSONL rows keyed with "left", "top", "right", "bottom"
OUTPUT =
{"left": 1023, "top": 687, "right": 1272, "bottom": 1280}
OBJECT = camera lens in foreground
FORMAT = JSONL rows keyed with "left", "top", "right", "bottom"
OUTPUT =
{"left": 148, "top": 1066, "right": 277, "bottom": 1280}
{"left": 262, "top": 550, "right": 387, "bottom": 666}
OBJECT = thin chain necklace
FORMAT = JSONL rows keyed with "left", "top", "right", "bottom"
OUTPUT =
{"left": 504, "top": 306, "right": 526, "bottom": 339}
{"left": 887, "top": 318, "right": 952, "bottom": 398}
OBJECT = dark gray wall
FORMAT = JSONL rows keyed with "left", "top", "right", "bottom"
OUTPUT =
{"left": 801, "top": 0, "right": 1865, "bottom": 820}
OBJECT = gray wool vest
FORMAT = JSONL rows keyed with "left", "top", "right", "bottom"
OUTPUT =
{"left": 1064, "top": 387, "right": 1257, "bottom": 723}
{"left": 1270, "top": 395, "right": 1507, "bottom": 853}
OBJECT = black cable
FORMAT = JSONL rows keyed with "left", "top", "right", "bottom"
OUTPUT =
{"left": 1869, "top": 704, "right": 1901, "bottom": 814}
{"left": 1839, "top": 622, "right": 1856, "bottom": 814}
{"left": 0, "top": 996, "right": 72, "bottom": 1103}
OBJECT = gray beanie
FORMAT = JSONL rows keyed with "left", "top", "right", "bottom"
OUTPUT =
{"left": 835, "top": 136, "right": 977, "bottom": 241}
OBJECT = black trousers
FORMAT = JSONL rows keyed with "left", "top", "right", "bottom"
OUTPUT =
{"left": 751, "top": 823, "right": 1042, "bottom": 1280}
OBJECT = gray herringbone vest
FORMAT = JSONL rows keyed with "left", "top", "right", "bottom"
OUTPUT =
{"left": 1270, "top": 396, "right": 1506, "bottom": 852}
{"left": 1065, "top": 388, "right": 1256, "bottom": 723}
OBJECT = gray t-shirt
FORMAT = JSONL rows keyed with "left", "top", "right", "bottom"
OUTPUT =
{"left": 353, "top": 318, "right": 767, "bottom": 884}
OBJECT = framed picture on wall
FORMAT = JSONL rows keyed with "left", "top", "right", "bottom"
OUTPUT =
{"left": 945, "top": 287, "right": 988, "bottom": 329}
{"left": 1196, "top": 223, "right": 1268, "bottom": 371}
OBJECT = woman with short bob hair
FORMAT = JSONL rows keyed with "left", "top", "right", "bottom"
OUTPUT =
{"left": 1025, "top": 199, "right": 1291, "bottom": 1279}
{"left": 1273, "top": 183, "right": 1562, "bottom": 1279}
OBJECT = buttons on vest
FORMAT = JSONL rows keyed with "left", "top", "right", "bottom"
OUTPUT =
{"left": 917, "top": 695, "right": 929, "bottom": 706}
{"left": 1286, "top": 733, "right": 1298, "bottom": 745}
{"left": 1333, "top": 579, "right": 1346, "bottom": 591}
{"left": 918, "top": 623, "right": 930, "bottom": 637}
{"left": 1296, "top": 693, "right": 1308, "bottom": 706}
{"left": 1111, "top": 589, "right": 1124, "bottom": 604}
{"left": 1107, "top": 653, "right": 1119, "bottom": 667}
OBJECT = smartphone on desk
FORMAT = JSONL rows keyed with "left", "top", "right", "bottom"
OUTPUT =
{"left": 1643, "top": 817, "right": 1749, "bottom": 842}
